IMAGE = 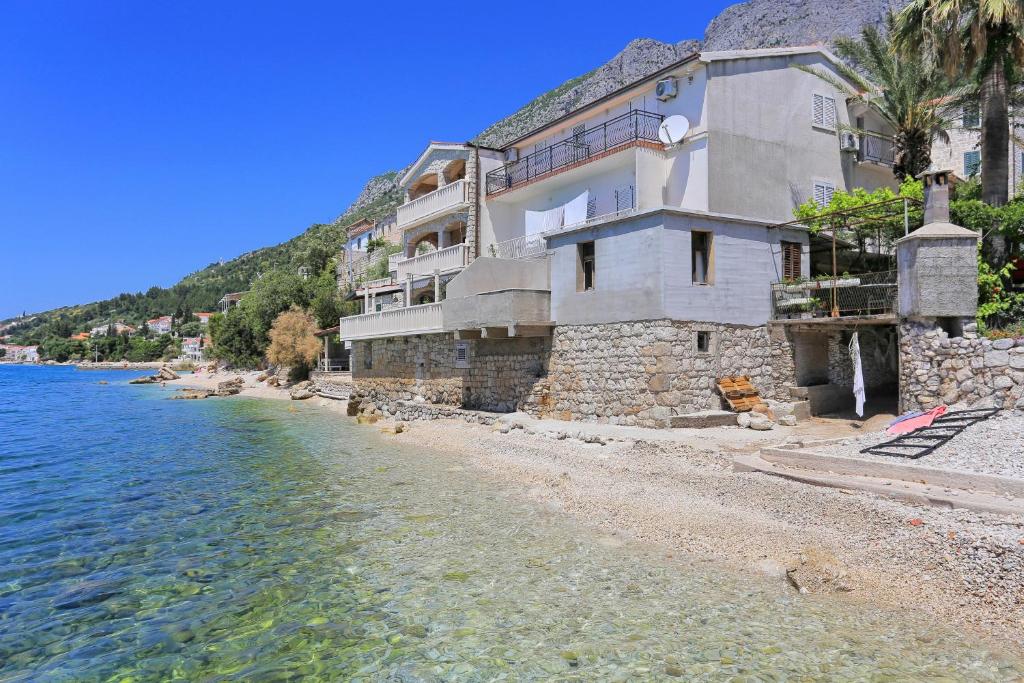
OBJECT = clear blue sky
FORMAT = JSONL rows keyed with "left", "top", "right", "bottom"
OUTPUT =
{"left": 0, "top": 1, "right": 730, "bottom": 319}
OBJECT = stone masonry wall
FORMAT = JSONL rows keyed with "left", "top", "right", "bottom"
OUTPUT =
{"left": 827, "top": 327, "right": 899, "bottom": 390}
{"left": 899, "top": 319, "right": 1024, "bottom": 411}
{"left": 350, "top": 334, "right": 549, "bottom": 415}
{"left": 525, "top": 320, "right": 796, "bottom": 428}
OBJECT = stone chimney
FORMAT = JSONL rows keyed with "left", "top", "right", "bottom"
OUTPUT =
{"left": 896, "top": 169, "right": 979, "bottom": 319}
{"left": 919, "top": 169, "right": 955, "bottom": 224}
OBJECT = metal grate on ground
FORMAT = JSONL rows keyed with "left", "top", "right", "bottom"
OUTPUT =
{"left": 859, "top": 408, "right": 1000, "bottom": 459}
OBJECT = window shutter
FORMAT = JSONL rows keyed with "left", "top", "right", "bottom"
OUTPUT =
{"left": 813, "top": 181, "right": 835, "bottom": 208}
{"left": 782, "top": 241, "right": 801, "bottom": 280}
{"left": 964, "top": 151, "right": 981, "bottom": 176}
{"left": 812, "top": 94, "right": 836, "bottom": 129}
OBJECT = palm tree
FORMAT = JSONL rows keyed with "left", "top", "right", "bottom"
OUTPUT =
{"left": 828, "top": 19, "right": 955, "bottom": 180}
{"left": 894, "top": 0, "right": 1024, "bottom": 211}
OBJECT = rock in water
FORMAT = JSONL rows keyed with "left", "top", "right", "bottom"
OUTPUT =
{"left": 129, "top": 376, "right": 159, "bottom": 384}
{"left": 214, "top": 378, "right": 243, "bottom": 397}
{"left": 172, "top": 389, "right": 214, "bottom": 400}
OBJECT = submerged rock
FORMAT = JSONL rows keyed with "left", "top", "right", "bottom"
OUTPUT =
{"left": 172, "top": 389, "right": 214, "bottom": 400}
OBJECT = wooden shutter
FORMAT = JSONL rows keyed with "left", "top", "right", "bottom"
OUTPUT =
{"left": 782, "top": 241, "right": 801, "bottom": 281}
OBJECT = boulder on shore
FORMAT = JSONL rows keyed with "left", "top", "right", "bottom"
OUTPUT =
{"left": 289, "top": 380, "right": 315, "bottom": 400}
{"left": 214, "top": 377, "right": 244, "bottom": 397}
{"left": 158, "top": 367, "right": 180, "bottom": 381}
{"left": 129, "top": 376, "right": 159, "bottom": 385}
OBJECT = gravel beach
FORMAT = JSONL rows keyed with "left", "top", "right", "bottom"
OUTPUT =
{"left": 812, "top": 410, "right": 1024, "bottom": 479}
{"left": 385, "top": 418, "right": 1024, "bottom": 646}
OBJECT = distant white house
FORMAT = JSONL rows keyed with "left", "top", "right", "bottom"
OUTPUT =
{"left": 181, "top": 336, "right": 207, "bottom": 362}
{"left": 194, "top": 312, "right": 215, "bottom": 325}
{"left": 146, "top": 316, "right": 173, "bottom": 334}
{"left": 90, "top": 322, "right": 136, "bottom": 337}
{"left": 1, "top": 345, "right": 39, "bottom": 362}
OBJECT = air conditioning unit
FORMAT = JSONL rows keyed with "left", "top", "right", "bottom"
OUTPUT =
{"left": 504, "top": 148, "right": 519, "bottom": 163}
{"left": 840, "top": 132, "right": 859, "bottom": 152}
{"left": 655, "top": 77, "right": 678, "bottom": 101}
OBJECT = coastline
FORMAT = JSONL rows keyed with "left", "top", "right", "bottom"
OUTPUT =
{"left": 157, "top": 371, "right": 1024, "bottom": 647}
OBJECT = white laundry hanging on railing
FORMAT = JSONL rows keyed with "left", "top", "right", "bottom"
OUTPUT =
{"left": 524, "top": 190, "right": 589, "bottom": 236}
{"left": 562, "top": 190, "right": 589, "bottom": 227}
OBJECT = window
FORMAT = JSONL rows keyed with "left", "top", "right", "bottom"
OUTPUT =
{"left": 813, "top": 181, "right": 836, "bottom": 208}
{"left": 781, "top": 241, "right": 802, "bottom": 281}
{"left": 454, "top": 341, "right": 470, "bottom": 369}
{"left": 696, "top": 331, "right": 711, "bottom": 354}
{"left": 691, "top": 231, "right": 713, "bottom": 284}
{"left": 964, "top": 150, "right": 981, "bottom": 177}
{"left": 577, "top": 241, "right": 596, "bottom": 292}
{"left": 962, "top": 104, "right": 980, "bottom": 129}
{"left": 812, "top": 93, "right": 837, "bottom": 130}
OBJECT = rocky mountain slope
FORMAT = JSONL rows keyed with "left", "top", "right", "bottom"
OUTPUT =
{"left": 10, "top": 0, "right": 901, "bottom": 330}
{"left": 703, "top": 0, "right": 906, "bottom": 51}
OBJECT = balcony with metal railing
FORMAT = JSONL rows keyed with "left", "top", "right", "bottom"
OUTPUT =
{"left": 486, "top": 109, "right": 663, "bottom": 195}
{"left": 771, "top": 271, "right": 898, "bottom": 321}
{"left": 340, "top": 302, "right": 443, "bottom": 341}
{"left": 397, "top": 179, "right": 469, "bottom": 230}
{"left": 858, "top": 132, "right": 895, "bottom": 166}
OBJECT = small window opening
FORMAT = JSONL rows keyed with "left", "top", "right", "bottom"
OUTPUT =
{"left": 454, "top": 341, "right": 470, "bottom": 369}
{"left": 692, "top": 231, "right": 712, "bottom": 284}
{"left": 696, "top": 331, "right": 711, "bottom": 354}
{"left": 937, "top": 317, "right": 964, "bottom": 338}
{"left": 363, "top": 344, "right": 373, "bottom": 370}
{"left": 577, "top": 241, "right": 596, "bottom": 292}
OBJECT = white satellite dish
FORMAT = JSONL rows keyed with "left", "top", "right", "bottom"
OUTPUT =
{"left": 658, "top": 115, "right": 690, "bottom": 144}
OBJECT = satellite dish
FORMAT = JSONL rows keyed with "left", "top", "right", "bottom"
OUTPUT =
{"left": 658, "top": 115, "right": 690, "bottom": 144}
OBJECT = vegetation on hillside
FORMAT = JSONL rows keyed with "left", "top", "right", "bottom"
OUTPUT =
{"left": 5, "top": 172, "right": 401, "bottom": 361}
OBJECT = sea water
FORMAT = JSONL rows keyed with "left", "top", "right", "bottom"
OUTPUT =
{"left": 0, "top": 365, "right": 1021, "bottom": 681}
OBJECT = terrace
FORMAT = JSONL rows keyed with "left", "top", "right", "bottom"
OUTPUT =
{"left": 486, "top": 109, "right": 662, "bottom": 195}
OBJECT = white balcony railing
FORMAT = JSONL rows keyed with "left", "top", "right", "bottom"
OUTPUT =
{"left": 340, "top": 303, "right": 443, "bottom": 341}
{"left": 397, "top": 179, "right": 469, "bottom": 229}
{"left": 395, "top": 243, "right": 467, "bottom": 281}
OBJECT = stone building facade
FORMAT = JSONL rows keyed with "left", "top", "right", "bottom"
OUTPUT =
{"left": 899, "top": 319, "right": 1024, "bottom": 411}
{"left": 350, "top": 334, "right": 549, "bottom": 414}
{"left": 349, "top": 319, "right": 802, "bottom": 429}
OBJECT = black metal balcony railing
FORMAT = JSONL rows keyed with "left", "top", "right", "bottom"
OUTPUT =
{"left": 486, "top": 109, "right": 663, "bottom": 195}
{"left": 858, "top": 132, "right": 895, "bottom": 166}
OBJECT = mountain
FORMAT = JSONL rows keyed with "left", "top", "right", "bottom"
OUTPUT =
{"left": 703, "top": 0, "right": 906, "bottom": 51}
{"left": 5, "top": 0, "right": 900, "bottom": 340}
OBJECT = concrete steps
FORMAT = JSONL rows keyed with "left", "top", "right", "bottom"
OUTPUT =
{"left": 735, "top": 450, "right": 1024, "bottom": 516}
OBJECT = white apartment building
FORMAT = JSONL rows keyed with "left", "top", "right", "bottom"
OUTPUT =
{"left": 340, "top": 47, "right": 905, "bottom": 426}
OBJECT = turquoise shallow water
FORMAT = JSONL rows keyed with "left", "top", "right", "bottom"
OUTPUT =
{"left": 1, "top": 365, "right": 1022, "bottom": 682}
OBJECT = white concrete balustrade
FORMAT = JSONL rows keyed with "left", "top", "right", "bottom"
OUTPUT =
{"left": 396, "top": 179, "right": 468, "bottom": 229}
{"left": 339, "top": 303, "right": 443, "bottom": 341}
{"left": 395, "top": 243, "right": 466, "bottom": 280}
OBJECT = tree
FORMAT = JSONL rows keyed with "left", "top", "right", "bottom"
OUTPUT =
{"left": 826, "top": 17, "right": 956, "bottom": 180}
{"left": 239, "top": 270, "right": 309, "bottom": 345}
{"left": 0, "top": 347, "right": 7, "bottom": 359}
{"left": 211, "top": 307, "right": 262, "bottom": 368}
{"left": 266, "top": 307, "right": 321, "bottom": 373}
{"left": 894, "top": 0, "right": 1024, "bottom": 258}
